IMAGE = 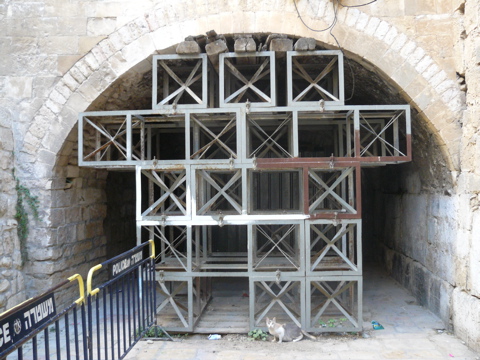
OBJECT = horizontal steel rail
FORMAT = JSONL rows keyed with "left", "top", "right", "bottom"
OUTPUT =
{"left": 0, "top": 275, "right": 88, "bottom": 360}
{"left": 86, "top": 240, "right": 156, "bottom": 360}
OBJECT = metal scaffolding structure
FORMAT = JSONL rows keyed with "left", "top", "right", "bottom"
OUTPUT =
{"left": 78, "top": 50, "right": 411, "bottom": 333}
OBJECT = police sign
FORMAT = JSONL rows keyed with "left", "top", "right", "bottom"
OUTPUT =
{"left": 109, "top": 249, "right": 144, "bottom": 278}
{"left": 0, "top": 293, "right": 56, "bottom": 354}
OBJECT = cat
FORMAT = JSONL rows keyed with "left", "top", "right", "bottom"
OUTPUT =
{"left": 266, "top": 317, "right": 317, "bottom": 343}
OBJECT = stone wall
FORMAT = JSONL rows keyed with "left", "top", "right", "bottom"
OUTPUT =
{"left": 0, "top": 0, "right": 479, "bottom": 351}
{"left": 0, "top": 107, "right": 26, "bottom": 313}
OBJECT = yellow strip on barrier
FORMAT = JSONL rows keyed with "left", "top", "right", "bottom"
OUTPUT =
{"left": 87, "top": 264, "right": 103, "bottom": 296}
{"left": 0, "top": 297, "right": 32, "bottom": 318}
{"left": 68, "top": 274, "right": 85, "bottom": 305}
{"left": 148, "top": 239, "right": 155, "bottom": 259}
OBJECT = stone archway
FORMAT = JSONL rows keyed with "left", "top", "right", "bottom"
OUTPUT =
{"left": 16, "top": 0, "right": 464, "bottom": 337}
{"left": 21, "top": 1, "right": 463, "bottom": 176}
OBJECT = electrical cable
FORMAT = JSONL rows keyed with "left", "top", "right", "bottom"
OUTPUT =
{"left": 292, "top": 0, "right": 337, "bottom": 33}
{"left": 292, "top": 0, "right": 377, "bottom": 101}
{"left": 337, "top": 0, "right": 378, "bottom": 8}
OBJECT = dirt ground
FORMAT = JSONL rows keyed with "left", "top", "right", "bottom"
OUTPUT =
{"left": 127, "top": 329, "right": 480, "bottom": 360}
{"left": 146, "top": 330, "right": 369, "bottom": 353}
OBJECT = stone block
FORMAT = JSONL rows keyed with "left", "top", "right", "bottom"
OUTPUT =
{"left": 84, "top": 52, "right": 100, "bottom": 72}
{"left": 452, "top": 288, "right": 480, "bottom": 352}
{"left": 293, "top": 37, "right": 316, "bottom": 51}
{"left": 0, "top": 127, "right": 14, "bottom": 152}
{"left": 0, "top": 77, "right": 33, "bottom": 99}
{"left": 87, "top": 17, "right": 117, "bottom": 36}
{"left": 64, "top": 91, "right": 90, "bottom": 115}
{"left": 364, "top": 17, "right": 380, "bottom": 37}
{"left": 234, "top": 37, "right": 256, "bottom": 52}
{"left": 76, "top": 223, "right": 86, "bottom": 241}
{"left": 470, "top": 211, "right": 480, "bottom": 296}
{"left": 78, "top": 36, "right": 105, "bottom": 54}
{"left": 355, "top": 12, "right": 370, "bottom": 32}
{"left": 50, "top": 208, "right": 65, "bottom": 227}
{"left": 86, "top": 243, "right": 107, "bottom": 262}
{"left": 0, "top": 257, "right": 12, "bottom": 269}
{"left": 205, "top": 39, "right": 228, "bottom": 69}
{"left": 176, "top": 40, "right": 201, "bottom": 54}
{"left": 39, "top": 36, "right": 79, "bottom": 55}
{"left": 128, "top": 16, "right": 150, "bottom": 39}
{"left": 391, "top": 62, "right": 418, "bottom": 90}
{"left": 121, "top": 34, "right": 156, "bottom": 68}
{"left": 269, "top": 38, "right": 293, "bottom": 55}
{"left": 5, "top": 292, "right": 27, "bottom": 311}
{"left": 91, "top": 46, "right": 107, "bottom": 65}
{"left": 86, "top": 220, "right": 103, "bottom": 238}
{"left": 29, "top": 247, "right": 62, "bottom": 262}
{"left": 74, "top": 58, "right": 93, "bottom": 79}
{"left": 145, "top": 13, "right": 160, "bottom": 31}
{"left": 57, "top": 224, "right": 77, "bottom": 245}
{"left": 68, "top": 65, "right": 86, "bottom": 85}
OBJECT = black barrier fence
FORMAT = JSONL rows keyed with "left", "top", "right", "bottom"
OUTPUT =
{"left": 0, "top": 240, "right": 157, "bottom": 360}
{"left": 87, "top": 241, "right": 157, "bottom": 360}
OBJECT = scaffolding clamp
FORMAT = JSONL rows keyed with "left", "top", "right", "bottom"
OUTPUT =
{"left": 159, "top": 270, "right": 165, "bottom": 284}
{"left": 319, "top": 99, "right": 325, "bottom": 112}
{"left": 275, "top": 269, "right": 281, "bottom": 284}
{"left": 333, "top": 211, "right": 339, "bottom": 226}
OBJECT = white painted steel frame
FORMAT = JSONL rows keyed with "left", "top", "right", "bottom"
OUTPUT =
{"left": 308, "top": 167, "right": 358, "bottom": 216}
{"left": 287, "top": 50, "right": 345, "bottom": 106}
{"left": 250, "top": 276, "right": 306, "bottom": 329}
{"left": 219, "top": 52, "right": 276, "bottom": 108}
{"left": 152, "top": 54, "right": 209, "bottom": 110}
{"left": 77, "top": 52, "right": 412, "bottom": 333}
{"left": 305, "top": 275, "right": 363, "bottom": 333}
{"left": 306, "top": 219, "right": 362, "bottom": 276}
{"left": 78, "top": 105, "right": 410, "bottom": 168}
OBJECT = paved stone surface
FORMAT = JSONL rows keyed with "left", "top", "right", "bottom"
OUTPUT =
{"left": 124, "top": 268, "right": 480, "bottom": 360}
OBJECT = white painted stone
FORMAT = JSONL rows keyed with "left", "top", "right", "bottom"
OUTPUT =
{"left": 87, "top": 17, "right": 117, "bottom": 37}
{"left": 355, "top": 12, "right": 370, "bottom": 32}
{"left": 383, "top": 25, "right": 398, "bottom": 45}
{"left": 364, "top": 17, "right": 380, "bottom": 37}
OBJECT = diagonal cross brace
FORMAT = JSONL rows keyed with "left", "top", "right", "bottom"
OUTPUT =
{"left": 254, "top": 225, "right": 299, "bottom": 270}
{"left": 360, "top": 111, "right": 406, "bottom": 157}
{"left": 156, "top": 281, "right": 189, "bottom": 327}
{"left": 292, "top": 57, "right": 339, "bottom": 102}
{"left": 311, "top": 280, "right": 358, "bottom": 327}
{"left": 153, "top": 225, "right": 188, "bottom": 271}
{"left": 224, "top": 57, "right": 271, "bottom": 103}
{"left": 309, "top": 168, "right": 356, "bottom": 214}
{"left": 310, "top": 223, "right": 357, "bottom": 271}
{"left": 158, "top": 59, "right": 203, "bottom": 106}
{"left": 248, "top": 115, "right": 293, "bottom": 158}
{"left": 142, "top": 170, "right": 187, "bottom": 216}
{"left": 190, "top": 115, "right": 237, "bottom": 159}
{"left": 255, "top": 281, "right": 302, "bottom": 327}
{"left": 197, "top": 170, "right": 242, "bottom": 214}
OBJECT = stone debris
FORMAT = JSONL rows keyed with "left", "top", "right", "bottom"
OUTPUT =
{"left": 205, "top": 30, "right": 228, "bottom": 71}
{"left": 265, "top": 34, "right": 293, "bottom": 56}
{"left": 294, "top": 37, "right": 316, "bottom": 51}
{"left": 176, "top": 40, "right": 201, "bottom": 54}
{"left": 234, "top": 36, "right": 256, "bottom": 53}
{"left": 234, "top": 34, "right": 257, "bottom": 64}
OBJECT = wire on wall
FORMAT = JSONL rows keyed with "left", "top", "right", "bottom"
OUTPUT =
{"left": 292, "top": 0, "right": 378, "bottom": 101}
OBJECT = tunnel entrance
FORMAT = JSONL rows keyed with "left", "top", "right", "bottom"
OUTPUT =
{"left": 66, "top": 33, "right": 455, "bottom": 333}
